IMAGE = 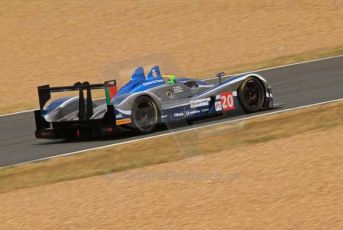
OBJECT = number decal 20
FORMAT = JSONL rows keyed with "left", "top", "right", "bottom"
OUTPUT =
{"left": 220, "top": 92, "right": 235, "bottom": 111}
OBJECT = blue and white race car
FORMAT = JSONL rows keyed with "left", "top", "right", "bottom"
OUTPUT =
{"left": 34, "top": 66, "right": 277, "bottom": 140}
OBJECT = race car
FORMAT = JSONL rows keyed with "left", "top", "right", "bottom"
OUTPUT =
{"left": 34, "top": 66, "right": 278, "bottom": 140}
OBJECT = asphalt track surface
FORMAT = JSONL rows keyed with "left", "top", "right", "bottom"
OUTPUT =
{"left": 0, "top": 56, "right": 342, "bottom": 167}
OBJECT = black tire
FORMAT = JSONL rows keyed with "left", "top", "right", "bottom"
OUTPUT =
{"left": 131, "top": 96, "right": 159, "bottom": 133}
{"left": 238, "top": 77, "right": 266, "bottom": 113}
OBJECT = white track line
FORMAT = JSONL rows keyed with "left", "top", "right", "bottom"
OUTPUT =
{"left": 201, "top": 54, "right": 343, "bottom": 80}
{"left": 208, "top": 54, "right": 343, "bottom": 78}
{"left": 1, "top": 54, "right": 342, "bottom": 117}
{"left": 6, "top": 97, "right": 343, "bottom": 168}
{"left": 0, "top": 109, "right": 36, "bottom": 117}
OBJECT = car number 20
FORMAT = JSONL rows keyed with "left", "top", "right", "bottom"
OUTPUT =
{"left": 220, "top": 92, "right": 235, "bottom": 111}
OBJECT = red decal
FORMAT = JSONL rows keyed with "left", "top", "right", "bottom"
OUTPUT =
{"left": 220, "top": 92, "right": 235, "bottom": 111}
{"left": 109, "top": 86, "right": 117, "bottom": 99}
{"left": 106, "top": 80, "right": 117, "bottom": 100}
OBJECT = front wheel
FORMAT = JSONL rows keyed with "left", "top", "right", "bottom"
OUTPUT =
{"left": 131, "top": 96, "right": 159, "bottom": 133}
{"left": 238, "top": 77, "right": 266, "bottom": 113}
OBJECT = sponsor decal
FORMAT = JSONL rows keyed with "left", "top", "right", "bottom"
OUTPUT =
{"left": 173, "top": 108, "right": 207, "bottom": 119}
{"left": 116, "top": 113, "right": 123, "bottom": 119}
{"left": 173, "top": 112, "right": 184, "bottom": 118}
{"left": 190, "top": 98, "right": 210, "bottom": 108}
{"left": 116, "top": 118, "right": 131, "bottom": 125}
{"left": 173, "top": 85, "right": 184, "bottom": 93}
{"left": 220, "top": 92, "right": 235, "bottom": 111}
{"left": 142, "top": 79, "right": 165, "bottom": 86}
{"left": 185, "top": 109, "right": 201, "bottom": 116}
{"left": 215, "top": 101, "right": 222, "bottom": 111}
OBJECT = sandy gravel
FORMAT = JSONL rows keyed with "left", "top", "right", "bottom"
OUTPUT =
{"left": 1, "top": 0, "right": 343, "bottom": 112}
{"left": 1, "top": 125, "right": 342, "bottom": 229}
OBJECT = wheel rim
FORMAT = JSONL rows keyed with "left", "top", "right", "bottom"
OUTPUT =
{"left": 242, "top": 79, "right": 263, "bottom": 108}
{"left": 134, "top": 101, "right": 157, "bottom": 130}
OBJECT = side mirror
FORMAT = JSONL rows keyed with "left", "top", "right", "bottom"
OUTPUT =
{"left": 216, "top": 72, "right": 225, "bottom": 85}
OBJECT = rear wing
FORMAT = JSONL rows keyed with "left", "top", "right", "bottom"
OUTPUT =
{"left": 36, "top": 80, "right": 117, "bottom": 121}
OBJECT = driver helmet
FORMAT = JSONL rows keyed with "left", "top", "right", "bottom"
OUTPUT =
{"left": 163, "top": 74, "right": 176, "bottom": 84}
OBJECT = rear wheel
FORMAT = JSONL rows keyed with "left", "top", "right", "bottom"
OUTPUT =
{"left": 132, "top": 96, "right": 159, "bottom": 133}
{"left": 238, "top": 77, "right": 265, "bottom": 113}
